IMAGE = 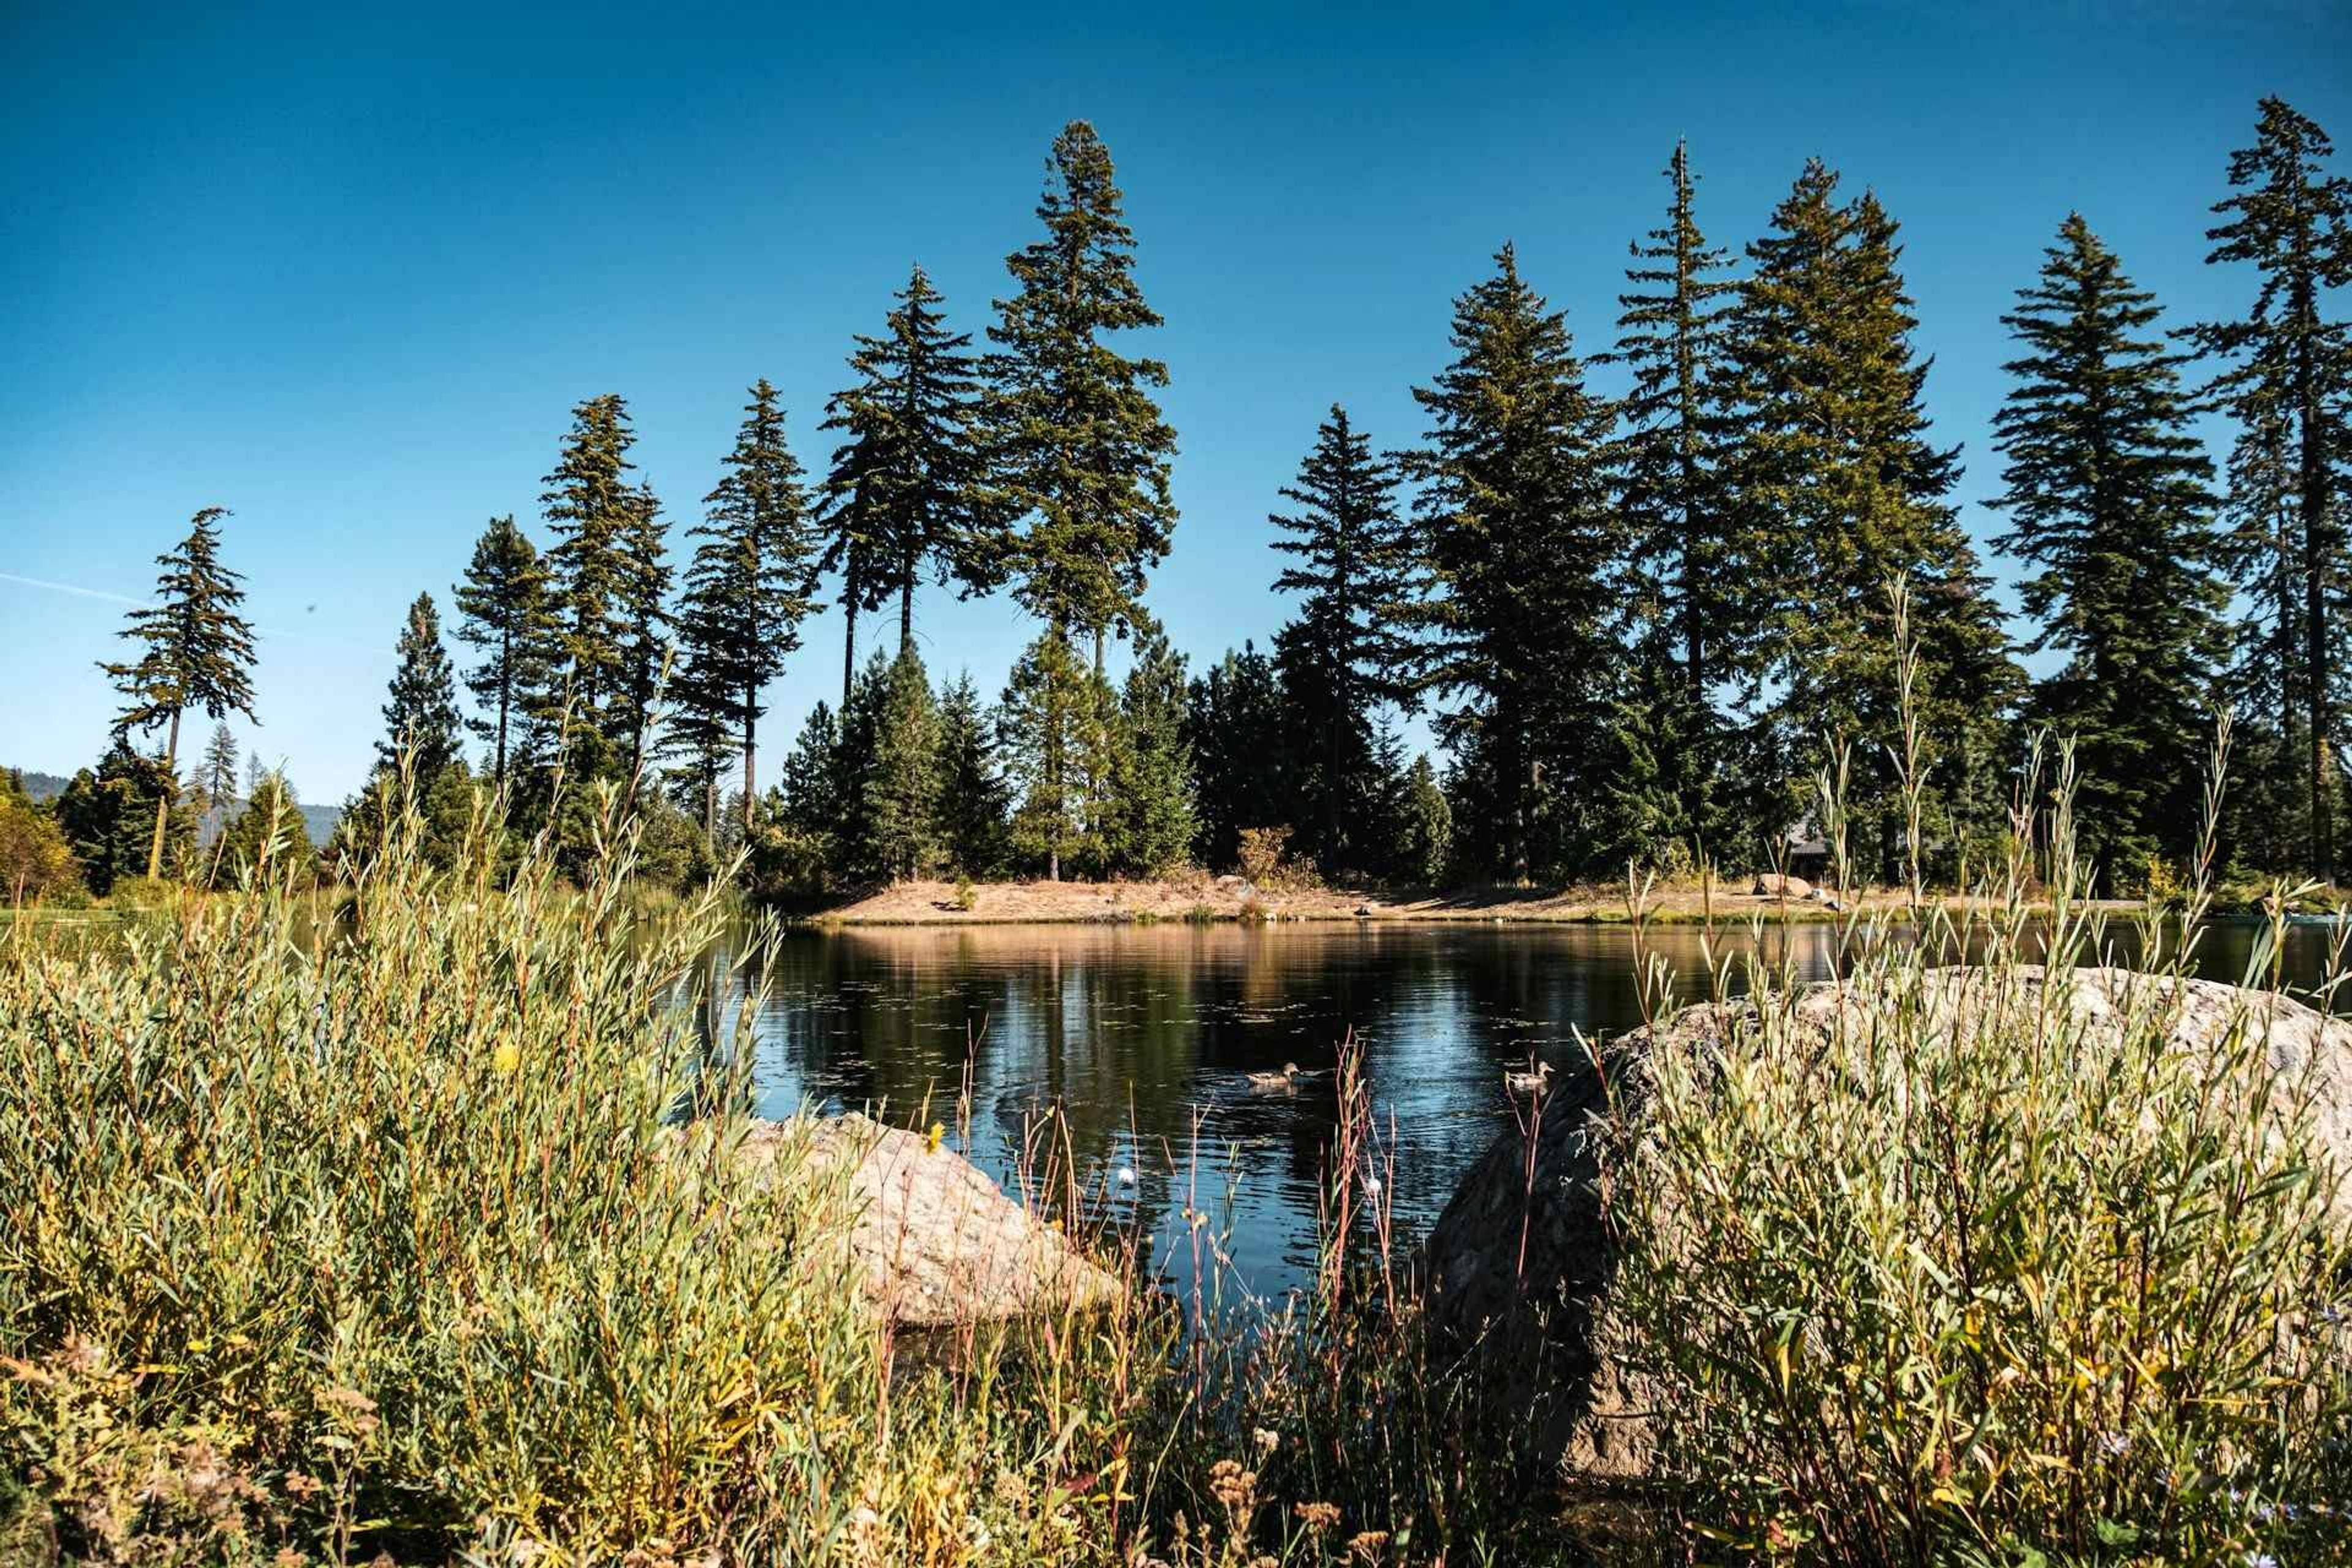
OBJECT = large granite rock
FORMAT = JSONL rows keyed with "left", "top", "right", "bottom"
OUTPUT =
{"left": 735, "top": 1113, "right": 1125, "bottom": 1327}
{"left": 1422, "top": 967, "right": 2352, "bottom": 1482}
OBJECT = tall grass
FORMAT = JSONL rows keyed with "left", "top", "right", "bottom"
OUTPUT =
{"left": 1601, "top": 586, "right": 2352, "bottom": 1566}
{"left": 0, "top": 782, "right": 1567, "bottom": 1566}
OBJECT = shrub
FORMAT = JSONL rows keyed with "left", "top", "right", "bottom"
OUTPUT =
{"left": 1236, "top": 824, "right": 1291, "bottom": 887}
{"left": 954, "top": 873, "right": 978, "bottom": 911}
{"left": 1604, "top": 702, "right": 2352, "bottom": 1562}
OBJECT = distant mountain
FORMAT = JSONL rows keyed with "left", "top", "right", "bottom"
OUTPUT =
{"left": 8, "top": 764, "right": 341, "bottom": 847}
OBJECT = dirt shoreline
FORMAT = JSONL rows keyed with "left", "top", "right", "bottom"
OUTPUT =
{"left": 805, "top": 876, "right": 2130, "bottom": 927}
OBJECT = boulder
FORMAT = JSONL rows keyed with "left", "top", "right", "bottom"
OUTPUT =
{"left": 1422, "top": 967, "right": 2352, "bottom": 1482}
{"left": 1751, "top": 873, "right": 1811, "bottom": 898}
{"left": 734, "top": 1114, "right": 1125, "bottom": 1327}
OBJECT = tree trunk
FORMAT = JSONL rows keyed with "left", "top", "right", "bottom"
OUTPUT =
{"left": 145, "top": 707, "right": 183, "bottom": 881}
{"left": 900, "top": 564, "right": 914, "bottom": 655}
{"left": 494, "top": 626, "right": 511, "bottom": 790}
{"left": 841, "top": 589, "right": 860, "bottom": 712}
{"left": 2297, "top": 278, "right": 2334, "bottom": 881}
{"left": 742, "top": 693, "right": 758, "bottom": 835}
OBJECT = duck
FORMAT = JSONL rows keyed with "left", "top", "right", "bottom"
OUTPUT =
{"left": 1245, "top": 1061, "right": 1303, "bottom": 1091}
{"left": 1504, "top": 1061, "right": 1554, "bottom": 1095}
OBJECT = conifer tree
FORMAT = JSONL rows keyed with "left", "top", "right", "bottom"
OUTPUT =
{"left": 540, "top": 394, "right": 641, "bottom": 737}
{"left": 935, "top": 671, "right": 1007, "bottom": 878}
{"left": 677, "top": 380, "right": 822, "bottom": 833}
{"left": 1398, "top": 753, "right": 1453, "bottom": 886}
{"left": 1107, "top": 622, "right": 1195, "bottom": 876}
{"left": 377, "top": 592, "right": 467, "bottom": 780}
{"left": 1407, "top": 245, "right": 1627, "bottom": 881}
{"left": 102, "top": 507, "right": 260, "bottom": 880}
{"left": 199, "top": 722, "right": 240, "bottom": 831}
{"left": 1183, "top": 643, "right": 1290, "bottom": 872}
{"left": 1725, "top": 165, "right": 2019, "bottom": 878}
{"left": 1991, "top": 215, "right": 2226, "bottom": 878}
{"left": 984, "top": 123, "right": 1178, "bottom": 876}
{"left": 1605, "top": 141, "right": 1746, "bottom": 863}
{"left": 864, "top": 647, "right": 944, "bottom": 881}
{"left": 53, "top": 742, "right": 192, "bottom": 894}
{"left": 820, "top": 266, "right": 996, "bottom": 658}
{"left": 767, "top": 701, "right": 846, "bottom": 890}
{"left": 997, "top": 628, "right": 1087, "bottom": 879}
{"left": 1268, "top": 406, "right": 1416, "bottom": 875}
{"left": 831, "top": 649, "right": 895, "bottom": 879}
{"left": 452, "top": 514, "right": 553, "bottom": 788}
{"left": 612, "top": 481, "right": 673, "bottom": 793}
{"left": 2189, "top": 97, "right": 2352, "bottom": 879}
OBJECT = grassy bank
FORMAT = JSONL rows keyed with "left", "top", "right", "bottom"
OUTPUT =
{"left": 2, "top": 750, "right": 2347, "bottom": 1564}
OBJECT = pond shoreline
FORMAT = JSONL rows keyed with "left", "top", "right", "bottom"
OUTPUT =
{"left": 803, "top": 876, "right": 2148, "bottom": 928}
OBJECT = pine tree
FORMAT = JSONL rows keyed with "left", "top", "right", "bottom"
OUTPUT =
{"left": 1108, "top": 622, "right": 1196, "bottom": 876}
{"left": 199, "top": 722, "right": 239, "bottom": 832}
{"left": 452, "top": 514, "right": 554, "bottom": 789}
{"left": 1267, "top": 406, "right": 1416, "bottom": 875}
{"left": 984, "top": 122, "right": 1178, "bottom": 876}
{"left": 612, "top": 480, "right": 673, "bottom": 794}
{"left": 831, "top": 649, "right": 895, "bottom": 880}
{"left": 864, "top": 647, "right": 944, "bottom": 881}
{"left": 1604, "top": 141, "right": 1746, "bottom": 864}
{"left": 936, "top": 671, "right": 1008, "bottom": 878}
{"left": 53, "top": 742, "right": 192, "bottom": 894}
{"left": 676, "top": 380, "right": 824, "bottom": 836}
{"left": 1183, "top": 643, "right": 1290, "bottom": 872}
{"left": 377, "top": 592, "right": 467, "bottom": 780}
{"left": 1726, "top": 165, "right": 2020, "bottom": 880}
{"left": 820, "top": 266, "right": 997, "bottom": 659}
{"left": 540, "top": 394, "right": 641, "bottom": 739}
{"left": 1991, "top": 215, "right": 2226, "bottom": 880}
{"left": 101, "top": 507, "right": 260, "bottom": 880}
{"left": 1397, "top": 753, "right": 1452, "bottom": 886}
{"left": 997, "top": 628, "right": 1087, "bottom": 878}
{"left": 1407, "top": 245, "right": 1627, "bottom": 881}
{"left": 2188, "top": 97, "right": 2352, "bottom": 879}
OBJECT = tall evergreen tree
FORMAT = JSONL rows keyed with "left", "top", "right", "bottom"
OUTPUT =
{"left": 53, "top": 742, "right": 193, "bottom": 894}
{"left": 199, "top": 722, "right": 239, "bottom": 831}
{"left": 2188, "top": 97, "right": 2352, "bottom": 879}
{"left": 1397, "top": 752, "right": 1453, "bottom": 886}
{"left": 1267, "top": 406, "right": 1416, "bottom": 875}
{"left": 864, "top": 647, "right": 944, "bottom": 881}
{"left": 1991, "top": 214, "right": 2226, "bottom": 880}
{"left": 936, "top": 671, "right": 1008, "bottom": 878}
{"left": 1406, "top": 245, "right": 1627, "bottom": 881}
{"left": 776, "top": 701, "right": 846, "bottom": 881}
{"left": 1605, "top": 141, "right": 1746, "bottom": 863}
{"left": 677, "top": 380, "right": 822, "bottom": 834}
{"left": 101, "top": 507, "right": 260, "bottom": 880}
{"left": 984, "top": 122, "right": 1178, "bottom": 876}
{"left": 997, "top": 627, "right": 1088, "bottom": 879}
{"left": 1108, "top": 622, "right": 1196, "bottom": 876}
{"left": 1725, "top": 165, "right": 2019, "bottom": 880}
{"left": 452, "top": 514, "right": 553, "bottom": 789}
{"left": 539, "top": 394, "right": 641, "bottom": 737}
{"left": 377, "top": 592, "right": 467, "bottom": 780}
{"left": 612, "top": 480, "right": 673, "bottom": 794}
{"left": 820, "top": 266, "right": 997, "bottom": 658}
{"left": 1184, "top": 643, "right": 1290, "bottom": 872}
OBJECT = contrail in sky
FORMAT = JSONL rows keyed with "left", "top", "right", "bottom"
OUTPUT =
{"left": 0, "top": 571, "right": 145, "bottom": 607}
{"left": 0, "top": 568, "right": 329, "bottom": 643}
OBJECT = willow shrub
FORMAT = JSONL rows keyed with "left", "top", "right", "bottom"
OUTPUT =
{"left": 1604, "top": 658, "right": 2352, "bottom": 1562}
{"left": 0, "top": 783, "right": 1565, "bottom": 1567}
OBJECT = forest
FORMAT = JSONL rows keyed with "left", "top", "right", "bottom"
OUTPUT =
{"left": 7, "top": 98, "right": 2350, "bottom": 910}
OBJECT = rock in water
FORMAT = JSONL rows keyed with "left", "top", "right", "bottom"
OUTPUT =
{"left": 1422, "top": 967, "right": 2352, "bottom": 1482}
{"left": 736, "top": 1113, "right": 1125, "bottom": 1327}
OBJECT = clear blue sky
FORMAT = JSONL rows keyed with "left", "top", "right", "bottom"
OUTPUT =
{"left": 4, "top": 1, "right": 2346, "bottom": 801}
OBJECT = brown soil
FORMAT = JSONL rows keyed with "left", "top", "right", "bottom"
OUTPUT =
{"left": 811, "top": 874, "right": 2087, "bottom": 927}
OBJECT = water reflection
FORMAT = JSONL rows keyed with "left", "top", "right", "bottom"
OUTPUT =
{"left": 690, "top": 916, "right": 2345, "bottom": 1301}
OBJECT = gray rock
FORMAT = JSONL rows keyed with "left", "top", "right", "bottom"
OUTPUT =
{"left": 1422, "top": 967, "right": 2352, "bottom": 1481}
{"left": 734, "top": 1113, "right": 1125, "bottom": 1327}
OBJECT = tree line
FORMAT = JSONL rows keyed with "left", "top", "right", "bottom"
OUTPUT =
{"left": 9, "top": 99, "right": 2350, "bottom": 907}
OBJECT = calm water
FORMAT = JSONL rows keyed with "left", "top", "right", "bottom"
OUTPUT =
{"left": 691, "top": 916, "right": 2344, "bottom": 1302}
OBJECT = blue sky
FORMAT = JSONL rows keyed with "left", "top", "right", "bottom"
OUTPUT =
{"left": 4, "top": 1, "right": 2347, "bottom": 802}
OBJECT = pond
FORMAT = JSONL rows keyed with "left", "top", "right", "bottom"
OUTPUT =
{"left": 693, "top": 915, "right": 2348, "bottom": 1303}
